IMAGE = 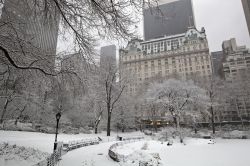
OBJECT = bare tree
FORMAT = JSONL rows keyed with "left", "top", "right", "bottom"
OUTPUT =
{"left": 0, "top": 0, "right": 159, "bottom": 74}
{"left": 201, "top": 77, "right": 225, "bottom": 134}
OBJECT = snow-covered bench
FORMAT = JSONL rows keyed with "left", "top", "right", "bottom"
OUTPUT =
{"left": 63, "top": 138, "right": 99, "bottom": 151}
{"left": 118, "top": 136, "right": 144, "bottom": 141}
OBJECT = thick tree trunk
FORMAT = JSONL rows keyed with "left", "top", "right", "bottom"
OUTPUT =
{"left": 95, "top": 126, "right": 98, "bottom": 134}
{"left": 107, "top": 113, "right": 111, "bottom": 136}
{"left": 15, "top": 105, "right": 26, "bottom": 126}
{"left": 154, "top": 121, "right": 158, "bottom": 133}
{"left": 211, "top": 106, "right": 215, "bottom": 134}
{"left": 0, "top": 99, "right": 9, "bottom": 124}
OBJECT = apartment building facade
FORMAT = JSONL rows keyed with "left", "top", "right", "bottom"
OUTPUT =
{"left": 222, "top": 39, "right": 250, "bottom": 82}
{"left": 219, "top": 38, "right": 250, "bottom": 122}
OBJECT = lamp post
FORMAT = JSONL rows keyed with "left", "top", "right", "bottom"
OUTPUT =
{"left": 54, "top": 112, "right": 61, "bottom": 151}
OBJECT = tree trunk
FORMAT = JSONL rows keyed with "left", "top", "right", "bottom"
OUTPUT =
{"left": 154, "top": 121, "right": 158, "bottom": 133}
{"left": 107, "top": 112, "right": 111, "bottom": 136}
{"left": 211, "top": 106, "right": 215, "bottom": 134}
{"left": 176, "top": 116, "right": 183, "bottom": 143}
{"left": 15, "top": 105, "right": 26, "bottom": 126}
{"left": 94, "top": 115, "right": 102, "bottom": 134}
{"left": 235, "top": 98, "right": 244, "bottom": 130}
{"left": 95, "top": 126, "right": 98, "bottom": 134}
{"left": 0, "top": 99, "right": 9, "bottom": 124}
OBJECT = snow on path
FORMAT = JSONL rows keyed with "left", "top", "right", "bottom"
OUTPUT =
{"left": 59, "top": 141, "right": 119, "bottom": 166}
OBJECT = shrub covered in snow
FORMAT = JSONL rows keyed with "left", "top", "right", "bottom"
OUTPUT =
{"left": 0, "top": 121, "right": 35, "bottom": 132}
{"left": 0, "top": 143, "right": 49, "bottom": 164}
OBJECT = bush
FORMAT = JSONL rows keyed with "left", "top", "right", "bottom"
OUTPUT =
{"left": 79, "top": 127, "right": 92, "bottom": 134}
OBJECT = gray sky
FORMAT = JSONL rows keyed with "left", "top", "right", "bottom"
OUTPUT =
{"left": 57, "top": 0, "right": 250, "bottom": 53}
{"left": 192, "top": 0, "right": 250, "bottom": 52}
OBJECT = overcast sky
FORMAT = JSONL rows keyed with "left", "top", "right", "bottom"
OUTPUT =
{"left": 57, "top": 0, "right": 250, "bottom": 53}
{"left": 192, "top": 0, "right": 250, "bottom": 52}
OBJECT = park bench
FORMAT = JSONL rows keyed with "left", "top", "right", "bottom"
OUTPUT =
{"left": 62, "top": 138, "right": 99, "bottom": 151}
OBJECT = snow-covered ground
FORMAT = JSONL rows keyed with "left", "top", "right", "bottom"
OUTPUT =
{"left": 1, "top": 130, "right": 250, "bottom": 166}
{"left": 114, "top": 138, "right": 250, "bottom": 166}
{"left": 0, "top": 130, "right": 143, "bottom": 166}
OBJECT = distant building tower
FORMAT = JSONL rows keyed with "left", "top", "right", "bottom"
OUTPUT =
{"left": 100, "top": 45, "right": 116, "bottom": 70}
{"left": 222, "top": 38, "right": 238, "bottom": 55}
{"left": 0, "top": 0, "right": 60, "bottom": 56}
{"left": 211, "top": 51, "right": 225, "bottom": 78}
{"left": 242, "top": 0, "right": 250, "bottom": 36}
{"left": 222, "top": 38, "right": 250, "bottom": 82}
{"left": 143, "top": 0, "right": 195, "bottom": 40}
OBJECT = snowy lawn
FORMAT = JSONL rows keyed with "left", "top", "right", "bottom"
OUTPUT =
{"left": 0, "top": 130, "right": 102, "bottom": 153}
{"left": 1, "top": 130, "right": 250, "bottom": 166}
{"left": 114, "top": 138, "right": 250, "bottom": 166}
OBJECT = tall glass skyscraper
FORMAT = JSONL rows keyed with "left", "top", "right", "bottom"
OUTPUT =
{"left": 242, "top": 0, "right": 250, "bottom": 36}
{"left": 0, "top": 0, "right": 60, "bottom": 55}
{"left": 100, "top": 45, "right": 116, "bottom": 70}
{"left": 143, "top": 0, "right": 195, "bottom": 41}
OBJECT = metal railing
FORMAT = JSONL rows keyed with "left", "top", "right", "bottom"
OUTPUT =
{"left": 33, "top": 138, "right": 100, "bottom": 166}
{"left": 34, "top": 142, "right": 63, "bottom": 166}
{"left": 63, "top": 138, "right": 99, "bottom": 151}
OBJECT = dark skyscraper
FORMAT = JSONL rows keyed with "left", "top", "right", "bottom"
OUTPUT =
{"left": 0, "top": 0, "right": 60, "bottom": 55}
{"left": 143, "top": 0, "right": 195, "bottom": 41}
{"left": 100, "top": 45, "right": 116, "bottom": 70}
{"left": 211, "top": 51, "right": 225, "bottom": 78}
{"left": 242, "top": 0, "right": 250, "bottom": 36}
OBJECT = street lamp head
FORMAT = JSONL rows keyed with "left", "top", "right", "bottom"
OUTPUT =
{"left": 56, "top": 112, "right": 61, "bottom": 120}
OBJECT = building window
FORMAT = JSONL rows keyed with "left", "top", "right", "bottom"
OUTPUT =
{"left": 158, "top": 59, "right": 161, "bottom": 65}
{"left": 165, "top": 58, "right": 168, "bottom": 65}
{"left": 151, "top": 61, "right": 154, "bottom": 67}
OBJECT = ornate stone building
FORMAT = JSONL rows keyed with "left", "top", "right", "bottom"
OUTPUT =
{"left": 119, "top": 27, "right": 212, "bottom": 95}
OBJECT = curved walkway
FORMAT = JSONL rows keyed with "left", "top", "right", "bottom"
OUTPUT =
{"left": 58, "top": 141, "right": 120, "bottom": 166}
